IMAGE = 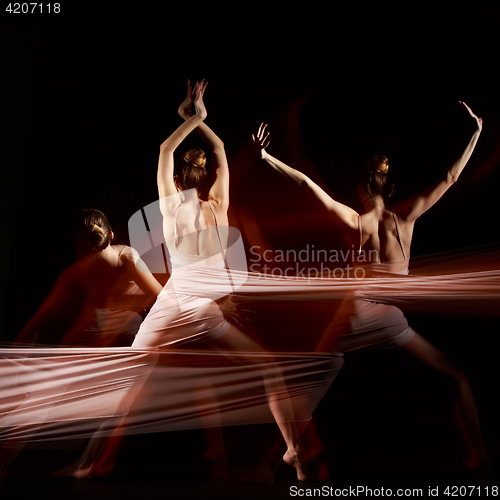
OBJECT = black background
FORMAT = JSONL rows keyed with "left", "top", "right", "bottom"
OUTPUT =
{"left": 1, "top": 4, "right": 500, "bottom": 498}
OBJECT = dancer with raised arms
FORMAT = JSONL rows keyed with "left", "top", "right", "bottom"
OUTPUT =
{"left": 251, "top": 101, "right": 488, "bottom": 476}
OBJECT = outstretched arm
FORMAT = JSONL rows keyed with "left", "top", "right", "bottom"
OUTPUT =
{"left": 252, "top": 123, "right": 359, "bottom": 230}
{"left": 178, "top": 80, "right": 229, "bottom": 210}
{"left": 397, "top": 101, "right": 483, "bottom": 222}
{"left": 158, "top": 81, "right": 208, "bottom": 200}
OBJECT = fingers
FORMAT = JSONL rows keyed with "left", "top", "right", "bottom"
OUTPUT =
{"left": 193, "top": 82, "right": 202, "bottom": 100}
{"left": 252, "top": 123, "right": 271, "bottom": 150}
{"left": 193, "top": 79, "right": 208, "bottom": 100}
{"left": 199, "top": 79, "right": 208, "bottom": 97}
{"left": 260, "top": 133, "right": 270, "bottom": 149}
{"left": 459, "top": 101, "right": 472, "bottom": 113}
{"left": 260, "top": 126, "right": 270, "bottom": 146}
{"left": 255, "top": 122, "right": 269, "bottom": 141}
{"left": 459, "top": 101, "right": 478, "bottom": 117}
{"left": 459, "top": 101, "right": 483, "bottom": 128}
{"left": 257, "top": 122, "right": 268, "bottom": 140}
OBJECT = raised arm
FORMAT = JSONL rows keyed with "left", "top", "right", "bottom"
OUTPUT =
{"left": 157, "top": 81, "right": 208, "bottom": 200}
{"left": 178, "top": 80, "right": 229, "bottom": 209}
{"left": 397, "top": 101, "right": 483, "bottom": 222}
{"left": 252, "top": 123, "right": 359, "bottom": 230}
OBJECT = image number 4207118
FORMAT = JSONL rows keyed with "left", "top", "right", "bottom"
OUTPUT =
{"left": 5, "top": 3, "right": 60, "bottom": 13}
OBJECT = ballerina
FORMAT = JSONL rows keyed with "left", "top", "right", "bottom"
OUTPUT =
{"left": 61, "top": 81, "right": 311, "bottom": 481}
{"left": 251, "top": 101, "right": 489, "bottom": 475}
{"left": 0, "top": 208, "right": 162, "bottom": 480}
{"left": 16, "top": 208, "right": 163, "bottom": 347}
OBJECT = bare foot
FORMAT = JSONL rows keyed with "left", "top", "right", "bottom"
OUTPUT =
{"left": 283, "top": 449, "right": 308, "bottom": 482}
{"left": 52, "top": 462, "right": 93, "bottom": 480}
{"left": 52, "top": 459, "right": 115, "bottom": 480}
{"left": 89, "top": 459, "right": 115, "bottom": 478}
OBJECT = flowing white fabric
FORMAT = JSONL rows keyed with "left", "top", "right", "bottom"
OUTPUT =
{"left": 0, "top": 347, "right": 341, "bottom": 442}
{"left": 1, "top": 244, "right": 499, "bottom": 442}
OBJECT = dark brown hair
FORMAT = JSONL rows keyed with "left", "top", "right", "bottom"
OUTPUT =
{"left": 76, "top": 209, "right": 112, "bottom": 257}
{"left": 174, "top": 149, "right": 208, "bottom": 193}
{"left": 359, "top": 155, "right": 392, "bottom": 203}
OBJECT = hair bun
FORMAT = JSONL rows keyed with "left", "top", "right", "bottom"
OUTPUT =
{"left": 365, "top": 155, "right": 389, "bottom": 174}
{"left": 183, "top": 149, "right": 207, "bottom": 169}
{"left": 76, "top": 209, "right": 112, "bottom": 256}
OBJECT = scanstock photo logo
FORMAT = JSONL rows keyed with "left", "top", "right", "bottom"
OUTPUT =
{"left": 247, "top": 244, "right": 378, "bottom": 279}
{"left": 128, "top": 190, "right": 248, "bottom": 309}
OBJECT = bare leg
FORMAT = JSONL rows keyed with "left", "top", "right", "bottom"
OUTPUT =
{"left": 52, "top": 423, "right": 123, "bottom": 479}
{"left": 401, "top": 333, "right": 489, "bottom": 472}
{"left": 206, "top": 324, "right": 307, "bottom": 481}
{"left": 89, "top": 432, "right": 124, "bottom": 477}
{"left": 0, "top": 423, "right": 44, "bottom": 481}
{"left": 53, "top": 351, "right": 159, "bottom": 479}
{"left": 194, "top": 383, "right": 229, "bottom": 481}
{"left": 53, "top": 325, "right": 308, "bottom": 482}
{"left": 240, "top": 421, "right": 319, "bottom": 484}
